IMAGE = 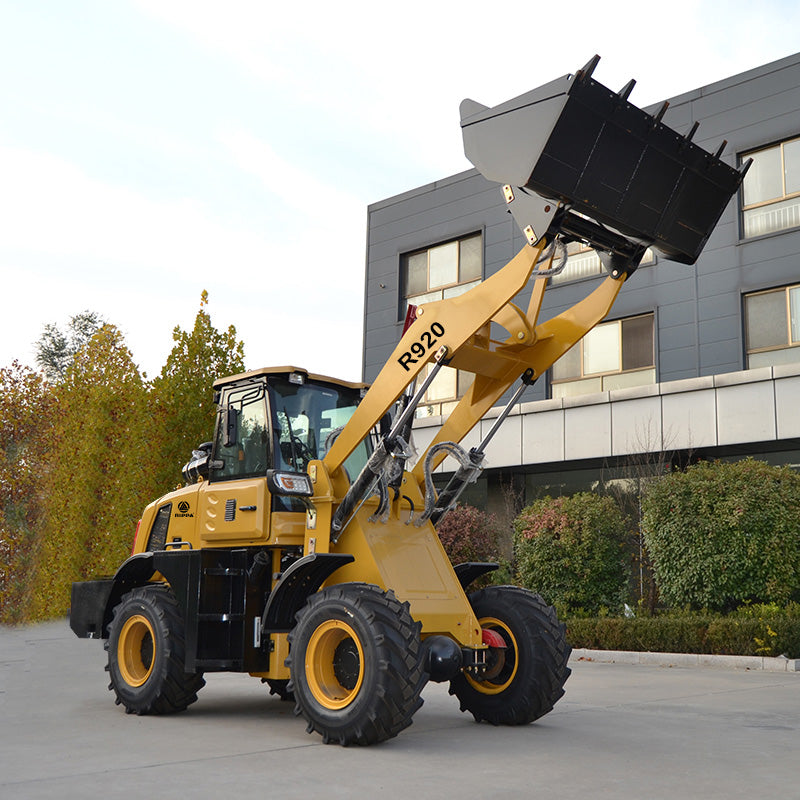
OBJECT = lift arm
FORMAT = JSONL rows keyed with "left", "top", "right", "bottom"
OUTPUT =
{"left": 320, "top": 55, "right": 749, "bottom": 536}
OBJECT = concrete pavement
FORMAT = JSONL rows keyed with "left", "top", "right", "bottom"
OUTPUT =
{"left": 1, "top": 620, "right": 798, "bottom": 799}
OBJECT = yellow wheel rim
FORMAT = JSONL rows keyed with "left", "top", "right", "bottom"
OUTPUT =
{"left": 305, "top": 619, "right": 365, "bottom": 710}
{"left": 118, "top": 614, "right": 155, "bottom": 687}
{"left": 466, "top": 616, "right": 519, "bottom": 695}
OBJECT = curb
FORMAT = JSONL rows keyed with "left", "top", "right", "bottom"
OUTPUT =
{"left": 570, "top": 648, "right": 800, "bottom": 672}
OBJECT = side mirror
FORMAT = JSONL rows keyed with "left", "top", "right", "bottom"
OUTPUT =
{"left": 223, "top": 407, "right": 239, "bottom": 447}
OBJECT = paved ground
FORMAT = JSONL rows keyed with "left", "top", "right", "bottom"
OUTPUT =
{"left": 1, "top": 620, "right": 799, "bottom": 799}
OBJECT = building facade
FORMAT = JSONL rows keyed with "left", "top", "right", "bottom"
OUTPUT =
{"left": 363, "top": 53, "right": 800, "bottom": 510}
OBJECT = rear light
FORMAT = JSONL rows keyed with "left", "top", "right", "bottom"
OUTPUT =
{"left": 131, "top": 519, "right": 142, "bottom": 555}
{"left": 402, "top": 304, "right": 418, "bottom": 334}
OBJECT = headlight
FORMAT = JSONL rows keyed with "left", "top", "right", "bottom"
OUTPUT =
{"left": 267, "top": 470, "right": 313, "bottom": 496}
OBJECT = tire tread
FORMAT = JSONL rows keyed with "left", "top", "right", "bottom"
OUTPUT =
{"left": 286, "top": 583, "right": 426, "bottom": 745}
{"left": 450, "top": 585, "right": 571, "bottom": 725}
{"left": 106, "top": 584, "right": 205, "bottom": 715}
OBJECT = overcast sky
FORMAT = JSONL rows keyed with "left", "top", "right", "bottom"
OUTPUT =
{"left": 2, "top": 0, "right": 800, "bottom": 383}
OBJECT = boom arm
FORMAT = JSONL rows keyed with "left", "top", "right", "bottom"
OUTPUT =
{"left": 319, "top": 55, "right": 748, "bottom": 540}
{"left": 323, "top": 241, "right": 549, "bottom": 475}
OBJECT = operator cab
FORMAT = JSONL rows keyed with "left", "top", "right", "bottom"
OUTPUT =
{"left": 202, "top": 367, "right": 370, "bottom": 503}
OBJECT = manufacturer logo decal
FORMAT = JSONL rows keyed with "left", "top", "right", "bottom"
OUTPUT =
{"left": 174, "top": 500, "right": 194, "bottom": 518}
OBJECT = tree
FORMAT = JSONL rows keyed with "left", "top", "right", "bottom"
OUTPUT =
{"left": 0, "top": 362, "right": 54, "bottom": 623}
{"left": 149, "top": 291, "right": 245, "bottom": 491}
{"left": 29, "top": 325, "right": 151, "bottom": 618}
{"left": 35, "top": 311, "right": 106, "bottom": 382}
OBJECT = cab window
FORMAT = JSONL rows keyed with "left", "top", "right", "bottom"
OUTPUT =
{"left": 212, "top": 382, "right": 268, "bottom": 480}
{"left": 269, "top": 376, "right": 369, "bottom": 478}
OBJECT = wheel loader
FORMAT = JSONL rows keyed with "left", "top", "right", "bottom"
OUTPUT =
{"left": 70, "top": 56, "right": 748, "bottom": 745}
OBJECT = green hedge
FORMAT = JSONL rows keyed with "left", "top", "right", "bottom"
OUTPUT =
{"left": 641, "top": 459, "right": 800, "bottom": 610}
{"left": 566, "top": 609, "right": 800, "bottom": 658}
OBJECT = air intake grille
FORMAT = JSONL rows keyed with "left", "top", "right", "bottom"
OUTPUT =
{"left": 225, "top": 498, "right": 236, "bottom": 522}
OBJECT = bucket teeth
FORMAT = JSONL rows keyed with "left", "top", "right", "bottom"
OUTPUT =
{"left": 617, "top": 78, "right": 636, "bottom": 101}
{"left": 460, "top": 55, "right": 747, "bottom": 268}
{"left": 578, "top": 53, "right": 600, "bottom": 80}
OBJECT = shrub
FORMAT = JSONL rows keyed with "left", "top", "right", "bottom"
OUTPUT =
{"left": 436, "top": 504, "right": 504, "bottom": 567}
{"left": 565, "top": 605, "right": 800, "bottom": 658}
{"left": 513, "top": 493, "right": 630, "bottom": 614}
{"left": 641, "top": 459, "right": 800, "bottom": 610}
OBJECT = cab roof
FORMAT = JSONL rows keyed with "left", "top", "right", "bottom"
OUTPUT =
{"left": 212, "top": 366, "right": 369, "bottom": 392}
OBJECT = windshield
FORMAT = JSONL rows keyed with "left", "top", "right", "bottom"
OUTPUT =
{"left": 269, "top": 376, "right": 369, "bottom": 478}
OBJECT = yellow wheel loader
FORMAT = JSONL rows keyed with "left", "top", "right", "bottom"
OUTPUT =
{"left": 70, "top": 57, "right": 747, "bottom": 745}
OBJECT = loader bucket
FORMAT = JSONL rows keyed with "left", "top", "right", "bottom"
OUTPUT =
{"left": 460, "top": 56, "right": 748, "bottom": 265}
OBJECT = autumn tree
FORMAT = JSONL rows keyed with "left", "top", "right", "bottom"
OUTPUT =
{"left": 0, "top": 362, "right": 54, "bottom": 623}
{"left": 149, "top": 291, "right": 245, "bottom": 491}
{"left": 17, "top": 295, "right": 246, "bottom": 621}
{"left": 29, "top": 325, "right": 151, "bottom": 618}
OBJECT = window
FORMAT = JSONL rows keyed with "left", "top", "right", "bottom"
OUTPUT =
{"left": 268, "top": 376, "right": 369, "bottom": 478}
{"left": 414, "top": 364, "right": 475, "bottom": 418}
{"left": 213, "top": 381, "right": 269, "bottom": 480}
{"left": 741, "top": 137, "right": 800, "bottom": 238}
{"left": 551, "top": 313, "right": 655, "bottom": 398}
{"left": 550, "top": 242, "right": 655, "bottom": 285}
{"left": 744, "top": 284, "right": 800, "bottom": 368}
{"left": 402, "top": 232, "right": 482, "bottom": 312}
{"left": 402, "top": 233, "right": 482, "bottom": 416}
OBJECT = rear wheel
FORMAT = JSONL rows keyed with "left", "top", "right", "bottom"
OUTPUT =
{"left": 450, "top": 586, "right": 571, "bottom": 725}
{"left": 287, "top": 583, "right": 426, "bottom": 745}
{"left": 106, "top": 584, "right": 205, "bottom": 714}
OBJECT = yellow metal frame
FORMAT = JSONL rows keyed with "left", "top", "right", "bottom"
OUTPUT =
{"left": 323, "top": 241, "right": 625, "bottom": 478}
{"left": 307, "top": 240, "right": 629, "bottom": 650}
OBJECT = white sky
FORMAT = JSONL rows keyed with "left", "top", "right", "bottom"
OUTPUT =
{"left": 2, "top": 0, "right": 800, "bottom": 382}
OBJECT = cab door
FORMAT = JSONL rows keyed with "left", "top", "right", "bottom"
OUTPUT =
{"left": 198, "top": 380, "right": 271, "bottom": 545}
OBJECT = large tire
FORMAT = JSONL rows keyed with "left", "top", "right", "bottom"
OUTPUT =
{"left": 286, "top": 583, "right": 426, "bottom": 745}
{"left": 450, "top": 585, "right": 571, "bottom": 725}
{"left": 105, "top": 584, "right": 205, "bottom": 715}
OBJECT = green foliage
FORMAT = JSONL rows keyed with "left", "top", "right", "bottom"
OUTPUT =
{"left": 641, "top": 459, "right": 800, "bottom": 610}
{"left": 513, "top": 493, "right": 630, "bottom": 614}
{"left": 150, "top": 292, "right": 245, "bottom": 490}
{"left": 29, "top": 326, "right": 152, "bottom": 618}
{"left": 34, "top": 310, "right": 106, "bottom": 382}
{"left": 0, "top": 363, "right": 54, "bottom": 623}
{"left": 2, "top": 294, "right": 249, "bottom": 623}
{"left": 565, "top": 604, "right": 800, "bottom": 658}
{"left": 436, "top": 505, "right": 506, "bottom": 585}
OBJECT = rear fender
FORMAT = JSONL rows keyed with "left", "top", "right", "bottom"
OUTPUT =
{"left": 453, "top": 562, "right": 499, "bottom": 591}
{"left": 71, "top": 551, "right": 200, "bottom": 639}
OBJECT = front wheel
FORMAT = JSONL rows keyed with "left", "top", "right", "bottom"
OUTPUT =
{"left": 449, "top": 585, "right": 571, "bottom": 725}
{"left": 106, "top": 584, "right": 205, "bottom": 714}
{"left": 287, "top": 583, "right": 426, "bottom": 745}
